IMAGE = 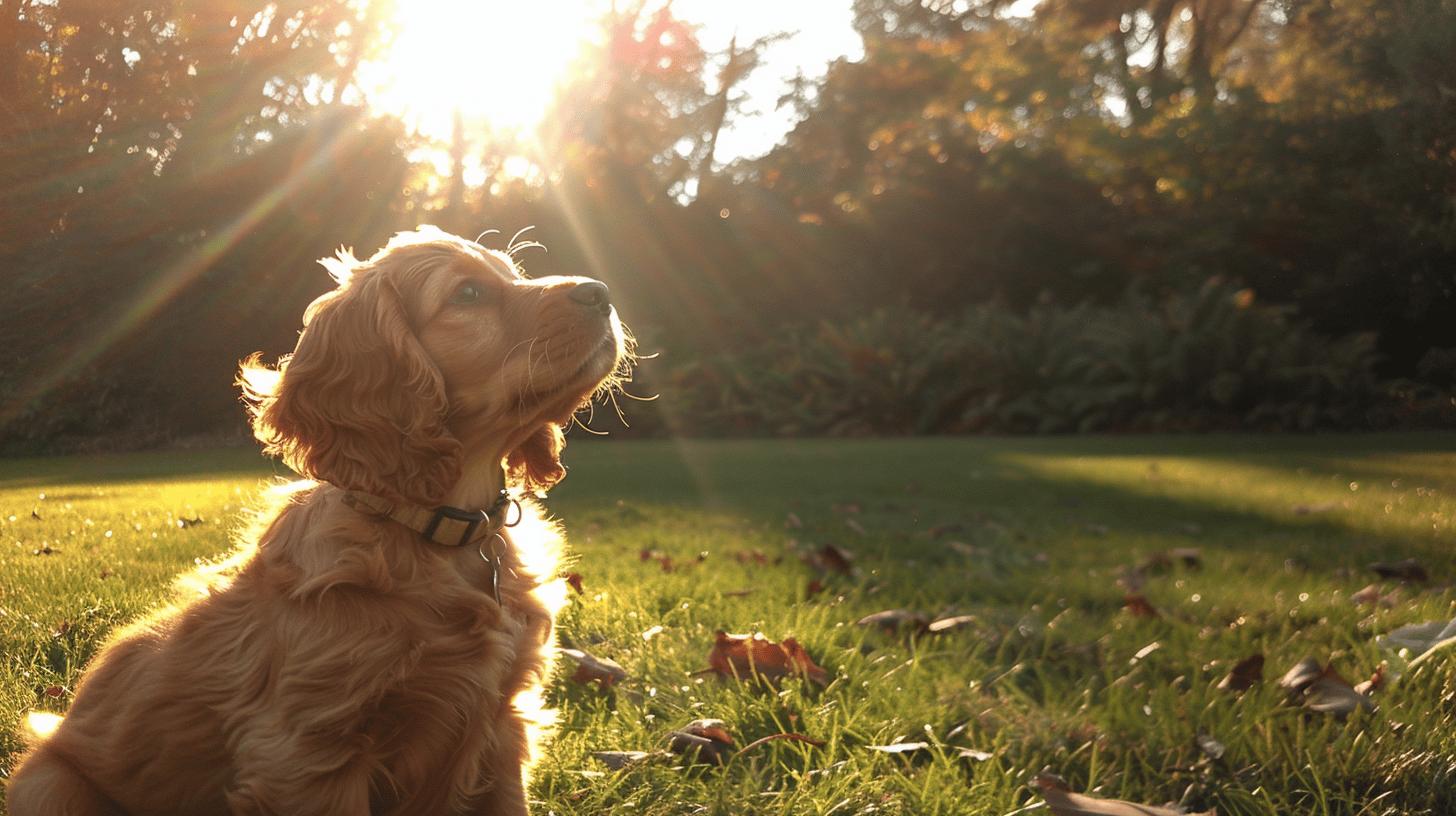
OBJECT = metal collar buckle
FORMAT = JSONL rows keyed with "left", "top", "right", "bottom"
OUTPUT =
{"left": 423, "top": 504, "right": 494, "bottom": 548}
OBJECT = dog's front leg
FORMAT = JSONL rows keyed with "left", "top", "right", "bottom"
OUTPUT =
{"left": 467, "top": 715, "right": 528, "bottom": 816}
{"left": 226, "top": 717, "right": 373, "bottom": 816}
{"left": 226, "top": 763, "right": 372, "bottom": 816}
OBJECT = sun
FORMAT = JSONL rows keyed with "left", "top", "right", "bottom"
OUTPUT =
{"left": 361, "top": 0, "right": 598, "bottom": 139}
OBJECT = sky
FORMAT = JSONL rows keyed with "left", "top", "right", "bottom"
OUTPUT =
{"left": 360, "top": 0, "right": 864, "bottom": 164}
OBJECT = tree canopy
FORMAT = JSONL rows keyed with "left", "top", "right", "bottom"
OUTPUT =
{"left": 2, "top": 0, "right": 1452, "bottom": 448}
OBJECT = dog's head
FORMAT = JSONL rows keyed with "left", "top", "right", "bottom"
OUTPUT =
{"left": 240, "top": 227, "right": 629, "bottom": 505}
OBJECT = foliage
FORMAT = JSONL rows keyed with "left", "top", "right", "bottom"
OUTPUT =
{"left": 671, "top": 283, "right": 1385, "bottom": 436}
{"left": 3, "top": 0, "right": 1455, "bottom": 448}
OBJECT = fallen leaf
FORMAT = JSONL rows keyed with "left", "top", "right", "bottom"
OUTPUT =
{"left": 591, "top": 750, "right": 656, "bottom": 769}
{"left": 806, "top": 543, "right": 856, "bottom": 575}
{"left": 1217, "top": 654, "right": 1264, "bottom": 692}
{"left": 1350, "top": 584, "right": 1397, "bottom": 607}
{"left": 1377, "top": 617, "right": 1456, "bottom": 657}
{"left": 565, "top": 572, "right": 585, "bottom": 594}
{"left": 1279, "top": 658, "right": 1373, "bottom": 716}
{"left": 1369, "top": 559, "right": 1429, "bottom": 583}
{"left": 805, "top": 578, "right": 825, "bottom": 598}
{"left": 708, "top": 631, "right": 829, "bottom": 686}
{"left": 1277, "top": 657, "right": 1324, "bottom": 692}
{"left": 1130, "top": 641, "right": 1162, "bottom": 664}
{"left": 43, "top": 685, "right": 65, "bottom": 698}
{"left": 926, "top": 614, "right": 977, "bottom": 635}
{"left": 1118, "top": 567, "right": 1147, "bottom": 593}
{"left": 1122, "top": 594, "right": 1160, "bottom": 619}
{"left": 1139, "top": 548, "right": 1202, "bottom": 573}
{"left": 856, "top": 609, "right": 930, "bottom": 634}
{"left": 867, "top": 741, "right": 929, "bottom": 754}
{"left": 1353, "top": 662, "right": 1386, "bottom": 696}
{"left": 669, "top": 718, "right": 736, "bottom": 765}
{"left": 1033, "top": 772, "right": 1212, "bottom": 815}
{"left": 639, "top": 549, "right": 675, "bottom": 572}
{"left": 562, "top": 648, "right": 628, "bottom": 687}
{"left": 946, "top": 540, "right": 981, "bottom": 557}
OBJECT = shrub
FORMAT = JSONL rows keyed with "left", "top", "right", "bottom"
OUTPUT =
{"left": 668, "top": 281, "right": 1387, "bottom": 435}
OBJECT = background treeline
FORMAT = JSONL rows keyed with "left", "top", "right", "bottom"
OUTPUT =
{"left": 2, "top": 0, "right": 1454, "bottom": 452}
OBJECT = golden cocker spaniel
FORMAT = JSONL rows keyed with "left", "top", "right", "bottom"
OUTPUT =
{"left": 8, "top": 227, "right": 630, "bottom": 815}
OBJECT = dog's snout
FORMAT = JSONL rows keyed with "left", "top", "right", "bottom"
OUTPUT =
{"left": 568, "top": 281, "right": 611, "bottom": 315}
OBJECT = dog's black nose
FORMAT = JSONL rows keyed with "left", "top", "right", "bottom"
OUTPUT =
{"left": 568, "top": 281, "right": 611, "bottom": 315}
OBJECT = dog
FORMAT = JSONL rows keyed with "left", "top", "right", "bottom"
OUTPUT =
{"left": 7, "top": 227, "right": 629, "bottom": 815}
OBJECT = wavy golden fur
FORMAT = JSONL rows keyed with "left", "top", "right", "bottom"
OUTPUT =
{"left": 7, "top": 227, "right": 630, "bottom": 815}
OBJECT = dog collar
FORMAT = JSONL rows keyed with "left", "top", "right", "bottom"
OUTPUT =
{"left": 340, "top": 489, "right": 520, "bottom": 548}
{"left": 340, "top": 489, "right": 521, "bottom": 605}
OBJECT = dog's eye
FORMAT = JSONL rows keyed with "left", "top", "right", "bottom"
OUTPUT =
{"left": 450, "top": 282, "right": 484, "bottom": 305}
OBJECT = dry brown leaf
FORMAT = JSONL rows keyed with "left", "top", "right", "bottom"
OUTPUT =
{"left": 867, "top": 741, "right": 930, "bottom": 754}
{"left": 926, "top": 614, "right": 977, "bottom": 635}
{"left": 856, "top": 609, "right": 930, "bottom": 634}
{"left": 1369, "top": 558, "right": 1429, "bottom": 583}
{"left": 638, "top": 549, "right": 677, "bottom": 572}
{"left": 1350, "top": 583, "right": 1398, "bottom": 607}
{"left": 928, "top": 522, "right": 966, "bottom": 539}
{"left": 708, "top": 631, "right": 829, "bottom": 686}
{"left": 1217, "top": 654, "right": 1264, "bottom": 692}
{"left": 1353, "top": 662, "right": 1386, "bottom": 696}
{"left": 562, "top": 648, "right": 628, "bottom": 687}
{"left": 591, "top": 750, "right": 657, "bottom": 769}
{"left": 669, "top": 718, "right": 736, "bottom": 765}
{"left": 1118, "top": 567, "right": 1147, "bottom": 593}
{"left": 946, "top": 540, "right": 981, "bottom": 557}
{"left": 1033, "top": 772, "right": 1214, "bottom": 815}
{"left": 805, "top": 578, "right": 826, "bottom": 599}
{"left": 1122, "top": 594, "right": 1160, "bottom": 619}
{"left": 1279, "top": 658, "right": 1373, "bottom": 716}
{"left": 565, "top": 572, "right": 585, "bottom": 595}
{"left": 1139, "top": 548, "right": 1202, "bottom": 573}
{"left": 1377, "top": 617, "right": 1456, "bottom": 657}
{"left": 807, "top": 543, "right": 856, "bottom": 575}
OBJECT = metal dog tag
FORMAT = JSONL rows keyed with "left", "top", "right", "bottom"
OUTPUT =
{"left": 479, "top": 534, "right": 505, "bottom": 605}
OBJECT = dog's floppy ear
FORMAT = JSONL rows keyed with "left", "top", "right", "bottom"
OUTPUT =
{"left": 505, "top": 423, "right": 566, "bottom": 495}
{"left": 240, "top": 266, "right": 461, "bottom": 506}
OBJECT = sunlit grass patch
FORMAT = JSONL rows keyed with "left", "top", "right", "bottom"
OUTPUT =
{"left": 3, "top": 435, "right": 1456, "bottom": 814}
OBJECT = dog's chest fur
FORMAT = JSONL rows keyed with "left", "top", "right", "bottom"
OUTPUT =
{"left": 354, "top": 517, "right": 559, "bottom": 812}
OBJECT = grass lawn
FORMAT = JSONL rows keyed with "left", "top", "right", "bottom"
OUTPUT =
{"left": 3, "top": 435, "right": 1456, "bottom": 814}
